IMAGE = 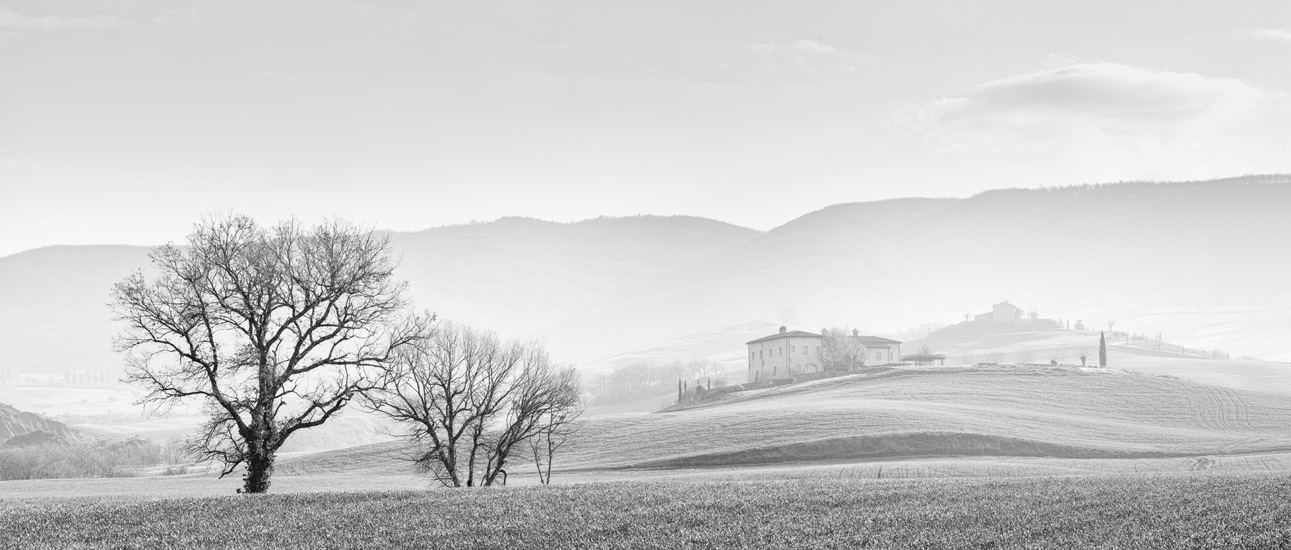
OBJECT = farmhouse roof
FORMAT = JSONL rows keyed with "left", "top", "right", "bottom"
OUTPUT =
{"left": 854, "top": 335, "right": 902, "bottom": 345}
{"left": 746, "top": 330, "right": 823, "bottom": 345}
{"left": 994, "top": 301, "right": 1023, "bottom": 312}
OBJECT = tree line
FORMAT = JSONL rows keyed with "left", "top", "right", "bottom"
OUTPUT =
{"left": 111, "top": 214, "right": 583, "bottom": 494}
{"left": 583, "top": 359, "right": 726, "bottom": 406}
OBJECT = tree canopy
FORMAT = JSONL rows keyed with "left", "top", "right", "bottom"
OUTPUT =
{"left": 111, "top": 213, "right": 426, "bottom": 493}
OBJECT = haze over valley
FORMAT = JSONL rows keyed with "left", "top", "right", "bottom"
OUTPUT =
{"left": 2, "top": 175, "right": 1288, "bottom": 388}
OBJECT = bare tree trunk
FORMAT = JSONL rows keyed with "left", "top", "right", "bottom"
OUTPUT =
{"left": 543, "top": 431, "right": 557, "bottom": 484}
{"left": 531, "top": 439, "right": 547, "bottom": 484}
{"left": 466, "top": 435, "right": 480, "bottom": 487}
{"left": 243, "top": 438, "right": 275, "bottom": 494}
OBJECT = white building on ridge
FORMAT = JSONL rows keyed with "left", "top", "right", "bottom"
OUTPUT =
{"left": 746, "top": 326, "right": 903, "bottom": 383}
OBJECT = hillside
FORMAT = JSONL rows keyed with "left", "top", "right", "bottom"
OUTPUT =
{"left": 903, "top": 324, "right": 1291, "bottom": 396}
{"left": 545, "top": 176, "right": 1291, "bottom": 362}
{"left": 277, "top": 364, "right": 1291, "bottom": 477}
{"left": 545, "top": 198, "right": 960, "bottom": 355}
{"left": 388, "top": 215, "right": 762, "bottom": 339}
{"left": 0, "top": 402, "right": 88, "bottom": 446}
{"left": 0, "top": 215, "right": 761, "bottom": 375}
{"left": 562, "top": 365, "right": 1291, "bottom": 470}
{"left": 1, "top": 176, "right": 1289, "bottom": 390}
{"left": 0, "top": 245, "right": 152, "bottom": 377}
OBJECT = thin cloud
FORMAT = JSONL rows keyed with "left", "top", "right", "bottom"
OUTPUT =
{"left": 0, "top": 7, "right": 123, "bottom": 30}
{"left": 153, "top": 6, "right": 203, "bottom": 24}
{"left": 789, "top": 39, "right": 841, "bottom": 56}
{"left": 897, "top": 62, "right": 1291, "bottom": 181}
{"left": 745, "top": 39, "right": 855, "bottom": 77}
{"left": 1251, "top": 27, "right": 1291, "bottom": 42}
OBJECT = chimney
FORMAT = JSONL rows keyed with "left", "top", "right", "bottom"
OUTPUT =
{"left": 779, "top": 326, "right": 787, "bottom": 334}
{"left": 852, "top": 329, "right": 859, "bottom": 337}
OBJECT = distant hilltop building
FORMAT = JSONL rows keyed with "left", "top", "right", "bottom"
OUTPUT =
{"left": 974, "top": 301, "right": 1024, "bottom": 323}
{"left": 970, "top": 300, "right": 1060, "bottom": 329}
{"left": 745, "top": 326, "right": 902, "bottom": 383}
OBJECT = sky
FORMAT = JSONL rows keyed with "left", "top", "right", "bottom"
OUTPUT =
{"left": 3, "top": 0, "right": 1291, "bottom": 257}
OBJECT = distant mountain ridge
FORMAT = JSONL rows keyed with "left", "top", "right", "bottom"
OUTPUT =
{"left": 1, "top": 176, "right": 1289, "bottom": 383}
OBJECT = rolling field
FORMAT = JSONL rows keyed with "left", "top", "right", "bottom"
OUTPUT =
{"left": 3, "top": 473, "right": 1288, "bottom": 549}
{"left": 4, "top": 361, "right": 1291, "bottom": 548}
{"left": 6, "top": 362, "right": 1289, "bottom": 502}
{"left": 264, "top": 362, "right": 1291, "bottom": 479}
{"left": 557, "top": 364, "right": 1291, "bottom": 470}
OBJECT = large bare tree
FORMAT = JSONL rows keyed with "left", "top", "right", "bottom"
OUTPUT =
{"left": 111, "top": 214, "right": 425, "bottom": 493}
{"left": 364, "top": 321, "right": 582, "bottom": 487}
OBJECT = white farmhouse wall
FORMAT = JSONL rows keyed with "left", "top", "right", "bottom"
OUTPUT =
{"left": 747, "top": 335, "right": 822, "bottom": 382}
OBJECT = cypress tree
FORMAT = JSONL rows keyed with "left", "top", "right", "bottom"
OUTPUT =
{"left": 1099, "top": 331, "right": 1108, "bottom": 367}
{"left": 677, "top": 379, "right": 682, "bottom": 403}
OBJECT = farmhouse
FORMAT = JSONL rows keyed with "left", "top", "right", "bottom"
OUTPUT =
{"left": 746, "top": 327, "right": 822, "bottom": 383}
{"left": 746, "top": 327, "right": 903, "bottom": 382}
{"left": 853, "top": 333, "right": 902, "bottom": 365}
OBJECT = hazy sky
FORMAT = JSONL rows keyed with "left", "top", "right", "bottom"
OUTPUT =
{"left": 3, "top": 1, "right": 1291, "bottom": 257}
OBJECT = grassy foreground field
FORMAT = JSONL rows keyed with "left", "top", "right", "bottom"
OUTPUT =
{"left": 2, "top": 473, "right": 1288, "bottom": 549}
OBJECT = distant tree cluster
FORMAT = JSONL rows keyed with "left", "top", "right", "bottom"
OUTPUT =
{"left": 583, "top": 360, "right": 724, "bottom": 406}
{"left": 62, "top": 370, "right": 114, "bottom": 386}
{"left": 0, "top": 436, "right": 186, "bottom": 480}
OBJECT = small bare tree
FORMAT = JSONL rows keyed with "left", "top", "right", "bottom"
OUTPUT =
{"left": 528, "top": 367, "right": 584, "bottom": 484}
{"left": 111, "top": 214, "right": 425, "bottom": 493}
{"left": 364, "top": 321, "right": 581, "bottom": 487}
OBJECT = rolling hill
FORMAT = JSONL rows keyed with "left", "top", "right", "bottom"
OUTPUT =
{"left": 901, "top": 324, "right": 1291, "bottom": 396}
{"left": 275, "top": 363, "right": 1291, "bottom": 478}
{"left": 569, "top": 365, "right": 1291, "bottom": 469}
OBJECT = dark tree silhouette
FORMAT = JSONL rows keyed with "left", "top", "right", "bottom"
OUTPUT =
{"left": 1099, "top": 331, "right": 1108, "bottom": 367}
{"left": 111, "top": 213, "right": 425, "bottom": 494}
